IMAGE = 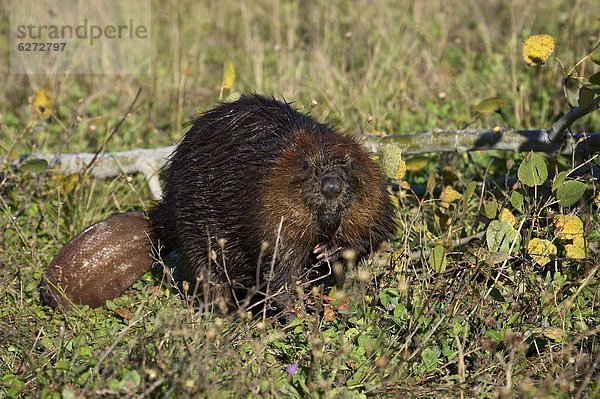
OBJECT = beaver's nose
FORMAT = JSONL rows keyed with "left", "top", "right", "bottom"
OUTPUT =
{"left": 321, "top": 175, "right": 343, "bottom": 200}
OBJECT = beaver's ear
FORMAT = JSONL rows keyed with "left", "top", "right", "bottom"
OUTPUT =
{"left": 41, "top": 211, "right": 156, "bottom": 311}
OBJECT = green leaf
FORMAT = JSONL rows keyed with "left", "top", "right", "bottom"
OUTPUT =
{"left": 428, "top": 245, "right": 447, "bottom": 273}
{"left": 284, "top": 317, "right": 304, "bottom": 329}
{"left": 121, "top": 369, "right": 141, "bottom": 389}
{"left": 591, "top": 46, "right": 600, "bottom": 65}
{"left": 552, "top": 171, "right": 569, "bottom": 192}
{"left": 462, "top": 181, "right": 476, "bottom": 210}
{"left": 76, "top": 345, "right": 93, "bottom": 358}
{"left": 55, "top": 359, "right": 70, "bottom": 370}
{"left": 378, "top": 288, "right": 399, "bottom": 308}
{"left": 1, "top": 374, "right": 24, "bottom": 393}
{"left": 510, "top": 191, "right": 524, "bottom": 212}
{"left": 564, "top": 77, "right": 581, "bottom": 107}
{"left": 589, "top": 72, "right": 600, "bottom": 86}
{"left": 486, "top": 220, "right": 520, "bottom": 253}
{"left": 517, "top": 152, "right": 548, "bottom": 187}
{"left": 578, "top": 86, "right": 595, "bottom": 108}
{"left": 393, "top": 303, "right": 407, "bottom": 320}
{"left": 484, "top": 330, "right": 504, "bottom": 342}
{"left": 489, "top": 287, "right": 505, "bottom": 302}
{"left": 484, "top": 200, "right": 498, "bottom": 219}
{"left": 19, "top": 158, "right": 48, "bottom": 173}
{"left": 61, "top": 386, "right": 76, "bottom": 399}
{"left": 420, "top": 346, "right": 439, "bottom": 372}
{"left": 474, "top": 97, "right": 505, "bottom": 114}
{"left": 556, "top": 180, "right": 587, "bottom": 207}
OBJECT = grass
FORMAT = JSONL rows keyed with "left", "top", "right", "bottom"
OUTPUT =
{"left": 1, "top": 0, "right": 599, "bottom": 397}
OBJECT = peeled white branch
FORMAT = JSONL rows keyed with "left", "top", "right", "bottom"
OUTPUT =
{"left": 9, "top": 146, "right": 175, "bottom": 200}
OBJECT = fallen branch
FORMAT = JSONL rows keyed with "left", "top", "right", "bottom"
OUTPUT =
{"left": 364, "top": 129, "right": 600, "bottom": 155}
{"left": 7, "top": 147, "right": 175, "bottom": 200}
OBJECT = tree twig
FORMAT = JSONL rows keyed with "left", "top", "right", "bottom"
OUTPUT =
{"left": 547, "top": 96, "right": 600, "bottom": 143}
{"left": 83, "top": 87, "right": 143, "bottom": 175}
{"left": 409, "top": 231, "right": 486, "bottom": 262}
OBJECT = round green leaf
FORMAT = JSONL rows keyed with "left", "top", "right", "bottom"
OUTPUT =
{"left": 420, "top": 346, "right": 439, "bottom": 372}
{"left": 578, "top": 86, "right": 595, "bottom": 108}
{"left": 556, "top": 180, "right": 587, "bottom": 207}
{"left": 484, "top": 200, "right": 498, "bottom": 219}
{"left": 510, "top": 191, "right": 524, "bottom": 212}
{"left": 19, "top": 158, "right": 49, "bottom": 173}
{"left": 486, "top": 220, "right": 520, "bottom": 254}
{"left": 517, "top": 152, "right": 548, "bottom": 187}
{"left": 552, "top": 171, "right": 569, "bottom": 192}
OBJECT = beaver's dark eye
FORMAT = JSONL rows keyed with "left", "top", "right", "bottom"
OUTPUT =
{"left": 302, "top": 161, "right": 309, "bottom": 170}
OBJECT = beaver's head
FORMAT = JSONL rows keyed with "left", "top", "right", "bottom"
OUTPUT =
{"left": 293, "top": 141, "right": 358, "bottom": 236}
{"left": 262, "top": 127, "right": 391, "bottom": 246}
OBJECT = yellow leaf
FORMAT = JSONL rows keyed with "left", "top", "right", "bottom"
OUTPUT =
{"left": 391, "top": 248, "right": 406, "bottom": 272}
{"left": 595, "top": 192, "right": 600, "bottom": 207}
{"left": 405, "top": 156, "right": 429, "bottom": 171}
{"left": 31, "top": 88, "right": 54, "bottom": 119}
{"left": 426, "top": 174, "right": 436, "bottom": 197}
{"left": 522, "top": 34, "right": 555, "bottom": 67}
{"left": 553, "top": 215, "right": 583, "bottom": 240}
{"left": 439, "top": 186, "right": 462, "bottom": 208}
{"left": 566, "top": 236, "right": 588, "bottom": 259}
{"left": 51, "top": 174, "right": 79, "bottom": 195}
{"left": 540, "top": 327, "right": 564, "bottom": 341}
{"left": 389, "top": 191, "right": 400, "bottom": 209}
{"left": 474, "top": 97, "right": 505, "bottom": 114}
{"left": 499, "top": 208, "right": 517, "bottom": 227}
{"left": 565, "top": 244, "right": 586, "bottom": 259}
{"left": 381, "top": 143, "right": 406, "bottom": 180}
{"left": 221, "top": 60, "right": 236, "bottom": 90}
{"left": 527, "top": 238, "right": 557, "bottom": 266}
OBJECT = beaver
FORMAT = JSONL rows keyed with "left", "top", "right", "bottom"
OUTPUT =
{"left": 42, "top": 95, "right": 397, "bottom": 312}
